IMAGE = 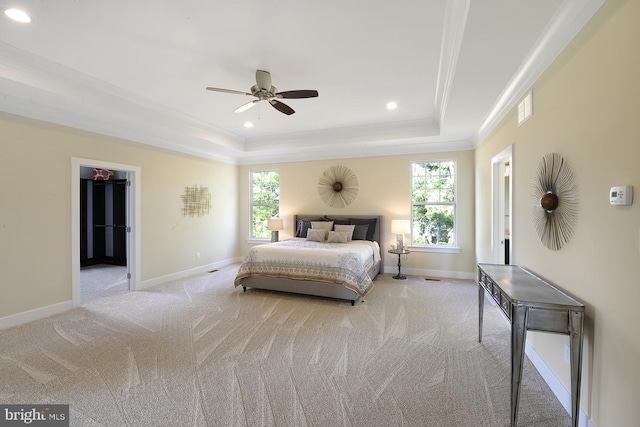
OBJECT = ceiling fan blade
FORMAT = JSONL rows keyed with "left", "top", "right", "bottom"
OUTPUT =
{"left": 276, "top": 90, "right": 319, "bottom": 99}
{"left": 234, "top": 99, "right": 259, "bottom": 113}
{"left": 269, "top": 99, "right": 295, "bottom": 115}
{"left": 206, "top": 87, "right": 252, "bottom": 96}
{"left": 256, "top": 70, "right": 272, "bottom": 92}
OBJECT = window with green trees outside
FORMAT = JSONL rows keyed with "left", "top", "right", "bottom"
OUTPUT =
{"left": 250, "top": 170, "right": 280, "bottom": 239}
{"left": 411, "top": 161, "right": 456, "bottom": 246}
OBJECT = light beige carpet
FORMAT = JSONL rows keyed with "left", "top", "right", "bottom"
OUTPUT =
{"left": 0, "top": 265, "right": 570, "bottom": 426}
{"left": 80, "top": 264, "right": 129, "bottom": 305}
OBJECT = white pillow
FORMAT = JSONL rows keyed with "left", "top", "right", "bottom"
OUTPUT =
{"left": 326, "top": 231, "right": 349, "bottom": 243}
{"left": 306, "top": 228, "right": 327, "bottom": 242}
{"left": 311, "top": 221, "right": 334, "bottom": 230}
{"left": 334, "top": 224, "right": 355, "bottom": 241}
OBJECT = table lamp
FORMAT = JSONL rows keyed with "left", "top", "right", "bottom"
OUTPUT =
{"left": 267, "top": 218, "right": 284, "bottom": 242}
{"left": 391, "top": 219, "right": 410, "bottom": 250}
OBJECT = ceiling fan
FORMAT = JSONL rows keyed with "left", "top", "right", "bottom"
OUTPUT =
{"left": 206, "top": 69, "right": 318, "bottom": 115}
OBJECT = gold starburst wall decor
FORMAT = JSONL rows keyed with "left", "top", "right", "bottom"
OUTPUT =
{"left": 181, "top": 185, "right": 211, "bottom": 217}
{"left": 318, "top": 165, "right": 359, "bottom": 208}
{"left": 531, "top": 152, "right": 579, "bottom": 250}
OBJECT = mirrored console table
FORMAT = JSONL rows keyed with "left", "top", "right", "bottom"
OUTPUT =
{"left": 477, "top": 263, "right": 585, "bottom": 427}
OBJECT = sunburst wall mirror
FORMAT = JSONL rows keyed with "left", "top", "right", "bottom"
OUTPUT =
{"left": 318, "top": 165, "right": 359, "bottom": 208}
{"left": 531, "top": 152, "right": 579, "bottom": 250}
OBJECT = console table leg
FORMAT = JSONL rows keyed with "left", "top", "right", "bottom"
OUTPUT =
{"left": 510, "top": 305, "right": 529, "bottom": 427}
{"left": 569, "top": 310, "right": 584, "bottom": 427}
{"left": 478, "top": 285, "right": 484, "bottom": 343}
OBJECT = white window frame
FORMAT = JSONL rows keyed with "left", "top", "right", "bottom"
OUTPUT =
{"left": 410, "top": 160, "right": 460, "bottom": 253}
{"left": 249, "top": 169, "right": 280, "bottom": 241}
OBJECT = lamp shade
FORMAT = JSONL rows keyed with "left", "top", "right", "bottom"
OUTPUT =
{"left": 391, "top": 219, "right": 410, "bottom": 235}
{"left": 267, "top": 218, "right": 284, "bottom": 231}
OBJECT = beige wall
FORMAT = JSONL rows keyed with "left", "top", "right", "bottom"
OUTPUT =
{"left": 3, "top": 2, "right": 638, "bottom": 424}
{"left": 475, "top": 1, "right": 640, "bottom": 425}
{"left": 238, "top": 151, "right": 476, "bottom": 277}
{"left": 0, "top": 113, "right": 239, "bottom": 319}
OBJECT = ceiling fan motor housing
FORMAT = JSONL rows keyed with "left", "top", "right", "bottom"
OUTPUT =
{"left": 251, "top": 85, "right": 277, "bottom": 100}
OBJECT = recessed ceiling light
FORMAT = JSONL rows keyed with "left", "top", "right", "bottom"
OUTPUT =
{"left": 5, "top": 9, "right": 31, "bottom": 23}
{"left": 243, "top": 121, "right": 254, "bottom": 128}
{"left": 386, "top": 101, "right": 398, "bottom": 110}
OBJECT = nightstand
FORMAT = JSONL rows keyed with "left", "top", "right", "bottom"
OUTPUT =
{"left": 388, "top": 249, "right": 410, "bottom": 280}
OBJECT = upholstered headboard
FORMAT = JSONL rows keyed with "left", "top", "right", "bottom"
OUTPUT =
{"left": 293, "top": 214, "right": 382, "bottom": 243}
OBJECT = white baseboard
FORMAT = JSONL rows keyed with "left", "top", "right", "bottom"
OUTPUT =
{"left": 138, "top": 257, "right": 242, "bottom": 290}
{"left": 0, "top": 300, "right": 73, "bottom": 330}
{"left": 1, "top": 258, "right": 243, "bottom": 330}
{"left": 525, "top": 342, "right": 594, "bottom": 427}
{"left": 382, "top": 266, "right": 475, "bottom": 281}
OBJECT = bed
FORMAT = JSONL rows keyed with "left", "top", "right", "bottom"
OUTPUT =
{"left": 234, "top": 215, "right": 383, "bottom": 305}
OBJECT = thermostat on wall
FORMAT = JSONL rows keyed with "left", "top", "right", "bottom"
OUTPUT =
{"left": 610, "top": 185, "right": 633, "bottom": 205}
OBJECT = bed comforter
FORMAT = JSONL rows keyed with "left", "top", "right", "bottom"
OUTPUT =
{"left": 234, "top": 238, "right": 380, "bottom": 297}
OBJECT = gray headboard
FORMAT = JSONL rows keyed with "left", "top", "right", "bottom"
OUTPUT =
{"left": 293, "top": 214, "right": 382, "bottom": 243}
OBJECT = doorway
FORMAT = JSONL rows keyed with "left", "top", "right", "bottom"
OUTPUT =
{"left": 80, "top": 169, "right": 128, "bottom": 303}
{"left": 71, "top": 158, "right": 141, "bottom": 307}
{"left": 491, "top": 146, "right": 513, "bottom": 264}
{"left": 80, "top": 174, "right": 128, "bottom": 267}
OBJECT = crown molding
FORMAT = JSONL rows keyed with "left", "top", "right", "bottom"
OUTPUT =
{"left": 474, "top": 0, "right": 606, "bottom": 145}
{"left": 435, "top": 0, "right": 470, "bottom": 128}
{"left": 237, "top": 137, "right": 474, "bottom": 165}
{"left": 244, "top": 118, "right": 440, "bottom": 151}
{"left": 0, "top": 42, "right": 244, "bottom": 162}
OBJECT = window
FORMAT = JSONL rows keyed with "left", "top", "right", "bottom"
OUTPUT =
{"left": 411, "top": 161, "right": 456, "bottom": 247}
{"left": 250, "top": 170, "right": 280, "bottom": 239}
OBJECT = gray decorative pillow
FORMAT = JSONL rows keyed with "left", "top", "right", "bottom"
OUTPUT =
{"left": 324, "top": 216, "right": 351, "bottom": 225}
{"left": 306, "top": 228, "right": 327, "bottom": 242}
{"left": 334, "top": 224, "right": 356, "bottom": 241}
{"left": 350, "top": 218, "right": 377, "bottom": 241}
{"left": 295, "top": 217, "right": 324, "bottom": 237}
{"left": 311, "top": 221, "right": 334, "bottom": 230}
{"left": 352, "top": 224, "right": 369, "bottom": 240}
{"left": 326, "top": 231, "right": 349, "bottom": 243}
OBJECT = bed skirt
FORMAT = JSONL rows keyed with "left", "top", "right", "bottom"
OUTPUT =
{"left": 237, "top": 260, "right": 380, "bottom": 305}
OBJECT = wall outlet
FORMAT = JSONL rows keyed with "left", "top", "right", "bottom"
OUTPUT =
{"left": 564, "top": 344, "right": 570, "bottom": 364}
{"left": 196, "top": 252, "right": 201, "bottom": 259}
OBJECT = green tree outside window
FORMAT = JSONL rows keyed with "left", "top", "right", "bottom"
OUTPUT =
{"left": 250, "top": 170, "right": 280, "bottom": 239}
{"left": 411, "top": 161, "right": 456, "bottom": 246}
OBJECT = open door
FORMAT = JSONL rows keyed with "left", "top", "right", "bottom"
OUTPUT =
{"left": 491, "top": 146, "right": 513, "bottom": 264}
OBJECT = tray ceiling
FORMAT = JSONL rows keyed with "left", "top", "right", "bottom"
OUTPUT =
{"left": 0, "top": 0, "right": 604, "bottom": 164}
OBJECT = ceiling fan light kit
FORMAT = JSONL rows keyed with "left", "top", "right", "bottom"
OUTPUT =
{"left": 206, "top": 70, "right": 318, "bottom": 116}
